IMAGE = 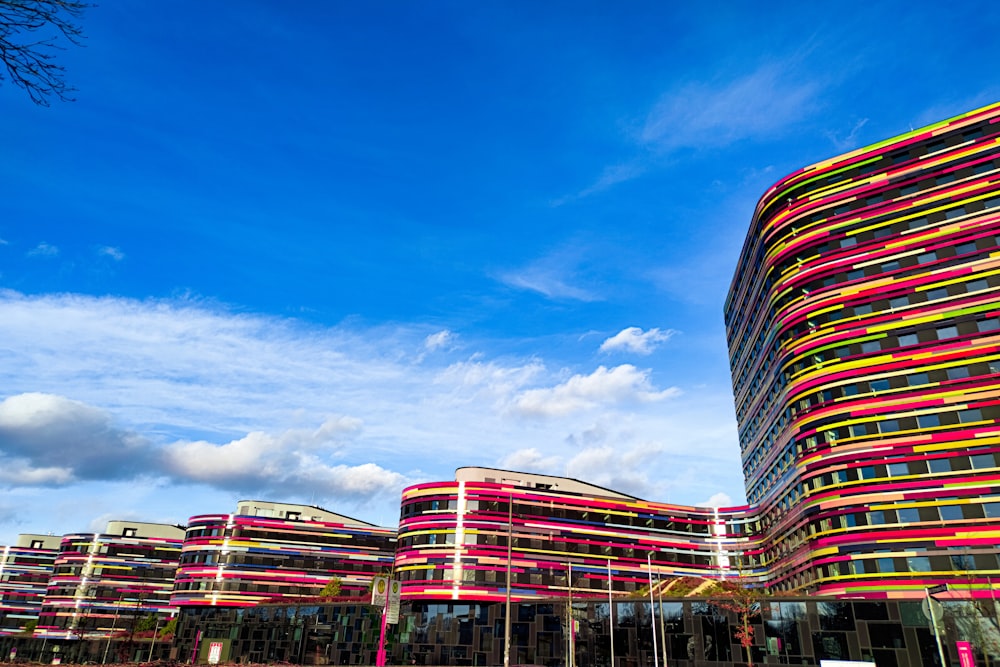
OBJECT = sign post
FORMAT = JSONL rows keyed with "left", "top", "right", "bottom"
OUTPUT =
{"left": 924, "top": 587, "right": 948, "bottom": 667}
{"left": 373, "top": 576, "right": 391, "bottom": 667}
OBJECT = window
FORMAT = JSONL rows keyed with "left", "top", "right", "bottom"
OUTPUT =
{"left": 960, "top": 409, "right": 983, "bottom": 424}
{"left": 898, "top": 333, "right": 918, "bottom": 346}
{"left": 880, "top": 419, "right": 900, "bottom": 433}
{"left": 939, "top": 505, "right": 963, "bottom": 521}
{"left": 937, "top": 325, "right": 958, "bottom": 339}
{"left": 908, "top": 372, "right": 929, "bottom": 386}
{"left": 861, "top": 341, "right": 881, "bottom": 353}
{"left": 966, "top": 279, "right": 988, "bottom": 292}
{"left": 918, "top": 414, "right": 940, "bottom": 428}
{"left": 970, "top": 453, "right": 995, "bottom": 469}
{"left": 984, "top": 503, "right": 1000, "bottom": 519}
{"left": 917, "top": 252, "right": 937, "bottom": 264}
{"left": 887, "top": 462, "right": 908, "bottom": 476}
{"left": 929, "top": 459, "right": 952, "bottom": 474}
{"left": 869, "top": 511, "right": 886, "bottom": 525}
{"left": 906, "top": 555, "right": 930, "bottom": 572}
{"left": 978, "top": 319, "right": 999, "bottom": 333}
{"left": 927, "top": 287, "right": 949, "bottom": 300}
{"left": 855, "top": 304, "right": 873, "bottom": 315}
{"left": 955, "top": 242, "right": 977, "bottom": 254}
{"left": 947, "top": 367, "right": 970, "bottom": 380}
{"left": 840, "top": 237, "right": 857, "bottom": 248}
{"left": 870, "top": 379, "right": 890, "bottom": 392}
{"left": 889, "top": 296, "right": 909, "bottom": 309}
{"left": 122, "top": 528, "right": 137, "bottom": 537}
{"left": 882, "top": 260, "right": 900, "bottom": 271}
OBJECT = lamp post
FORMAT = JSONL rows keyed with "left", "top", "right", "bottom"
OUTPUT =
{"left": 647, "top": 553, "right": 659, "bottom": 667}
{"left": 504, "top": 493, "right": 513, "bottom": 667}
{"left": 607, "top": 559, "right": 615, "bottom": 667}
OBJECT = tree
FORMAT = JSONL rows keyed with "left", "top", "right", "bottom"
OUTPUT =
{"left": 0, "top": 0, "right": 90, "bottom": 106}
{"left": 711, "top": 577, "right": 764, "bottom": 667}
{"left": 320, "top": 577, "right": 343, "bottom": 598}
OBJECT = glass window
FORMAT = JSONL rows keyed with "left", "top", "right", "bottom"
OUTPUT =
{"left": 937, "top": 325, "right": 958, "bottom": 339}
{"left": 947, "top": 367, "right": 970, "bottom": 380}
{"left": 961, "top": 409, "right": 984, "bottom": 424}
{"left": 855, "top": 303, "right": 873, "bottom": 315}
{"left": 889, "top": 296, "right": 909, "bottom": 309}
{"left": 898, "top": 333, "right": 918, "bottom": 346}
{"left": 908, "top": 372, "right": 929, "bottom": 386}
{"left": 880, "top": 420, "right": 900, "bottom": 433}
{"left": 858, "top": 466, "right": 876, "bottom": 480}
{"left": 966, "top": 279, "right": 988, "bottom": 292}
{"left": 940, "top": 505, "right": 964, "bottom": 521}
{"left": 918, "top": 414, "right": 940, "bottom": 428}
{"left": 887, "top": 462, "right": 908, "bottom": 476}
{"left": 956, "top": 242, "right": 977, "bottom": 254}
{"left": 951, "top": 554, "right": 975, "bottom": 570}
{"left": 970, "top": 453, "right": 995, "bottom": 469}
{"left": 869, "top": 511, "right": 886, "bottom": 525}
{"left": 870, "top": 379, "right": 890, "bottom": 392}
{"left": 927, "top": 288, "right": 949, "bottom": 300}
{"left": 840, "top": 237, "right": 857, "bottom": 248}
{"left": 882, "top": 260, "right": 900, "bottom": 271}
{"left": 983, "top": 502, "right": 1000, "bottom": 519}
{"left": 929, "top": 459, "right": 952, "bottom": 473}
{"left": 877, "top": 557, "right": 895, "bottom": 572}
{"left": 861, "top": 341, "right": 880, "bottom": 353}
{"left": 917, "top": 252, "right": 937, "bottom": 264}
{"left": 978, "top": 319, "right": 999, "bottom": 332}
{"left": 897, "top": 508, "right": 920, "bottom": 524}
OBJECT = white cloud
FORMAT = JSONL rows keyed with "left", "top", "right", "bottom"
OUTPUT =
{"left": 641, "top": 64, "right": 820, "bottom": 152}
{"left": 0, "top": 238, "right": 8, "bottom": 246}
{"left": 497, "top": 246, "right": 600, "bottom": 302}
{"left": 824, "top": 117, "right": 869, "bottom": 151}
{"left": 699, "top": 492, "right": 734, "bottom": 508}
{"left": 600, "top": 327, "right": 676, "bottom": 355}
{"left": 0, "top": 290, "right": 746, "bottom": 540}
{"left": 0, "top": 392, "right": 156, "bottom": 482}
{"left": 424, "top": 329, "right": 456, "bottom": 352}
{"left": 27, "top": 242, "right": 59, "bottom": 257}
{"left": 511, "top": 364, "right": 680, "bottom": 417}
{"left": 499, "top": 447, "right": 562, "bottom": 474}
{"left": 97, "top": 246, "right": 125, "bottom": 261}
{"left": 564, "top": 441, "right": 667, "bottom": 498}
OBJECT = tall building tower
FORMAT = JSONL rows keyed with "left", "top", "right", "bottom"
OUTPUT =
{"left": 725, "top": 102, "right": 1000, "bottom": 598}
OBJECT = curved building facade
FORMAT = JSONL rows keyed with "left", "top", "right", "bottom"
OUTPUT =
{"left": 35, "top": 522, "right": 184, "bottom": 640}
{"left": 395, "top": 467, "right": 763, "bottom": 602}
{"left": 0, "top": 535, "right": 61, "bottom": 636}
{"left": 171, "top": 500, "right": 396, "bottom": 607}
{"left": 725, "top": 102, "right": 1000, "bottom": 597}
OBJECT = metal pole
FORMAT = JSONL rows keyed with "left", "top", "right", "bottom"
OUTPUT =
{"left": 147, "top": 617, "right": 161, "bottom": 662}
{"left": 926, "top": 588, "right": 947, "bottom": 667}
{"left": 608, "top": 559, "right": 615, "bottom": 667}
{"left": 567, "top": 562, "right": 574, "bottom": 667}
{"left": 657, "top": 576, "right": 667, "bottom": 667}
{"left": 102, "top": 595, "right": 123, "bottom": 664}
{"left": 504, "top": 493, "right": 513, "bottom": 667}
{"left": 647, "top": 553, "right": 659, "bottom": 667}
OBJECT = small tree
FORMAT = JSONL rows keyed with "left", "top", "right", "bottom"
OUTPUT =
{"left": 320, "top": 577, "right": 343, "bottom": 598}
{"left": 711, "top": 577, "right": 764, "bottom": 667}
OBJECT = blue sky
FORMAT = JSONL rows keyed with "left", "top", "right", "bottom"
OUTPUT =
{"left": 1, "top": 1, "right": 999, "bottom": 544}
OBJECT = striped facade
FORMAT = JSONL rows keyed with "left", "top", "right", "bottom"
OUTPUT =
{"left": 170, "top": 500, "right": 396, "bottom": 607}
{"left": 0, "top": 535, "right": 61, "bottom": 636}
{"left": 395, "top": 467, "right": 763, "bottom": 602}
{"left": 35, "top": 522, "right": 184, "bottom": 640}
{"left": 725, "top": 102, "right": 1000, "bottom": 597}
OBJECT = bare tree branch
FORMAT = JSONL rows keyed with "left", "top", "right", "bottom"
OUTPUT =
{"left": 0, "top": 0, "right": 91, "bottom": 106}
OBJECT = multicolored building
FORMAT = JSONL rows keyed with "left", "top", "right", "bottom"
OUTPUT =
{"left": 170, "top": 500, "right": 397, "bottom": 607}
{"left": 0, "top": 534, "right": 61, "bottom": 636}
{"left": 395, "top": 467, "right": 763, "bottom": 601}
{"left": 725, "top": 101, "right": 1000, "bottom": 597}
{"left": 34, "top": 521, "right": 185, "bottom": 640}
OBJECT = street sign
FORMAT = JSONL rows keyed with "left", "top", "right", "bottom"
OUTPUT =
{"left": 922, "top": 596, "right": 944, "bottom": 622}
{"left": 371, "top": 576, "right": 389, "bottom": 607}
{"left": 928, "top": 584, "right": 948, "bottom": 596}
